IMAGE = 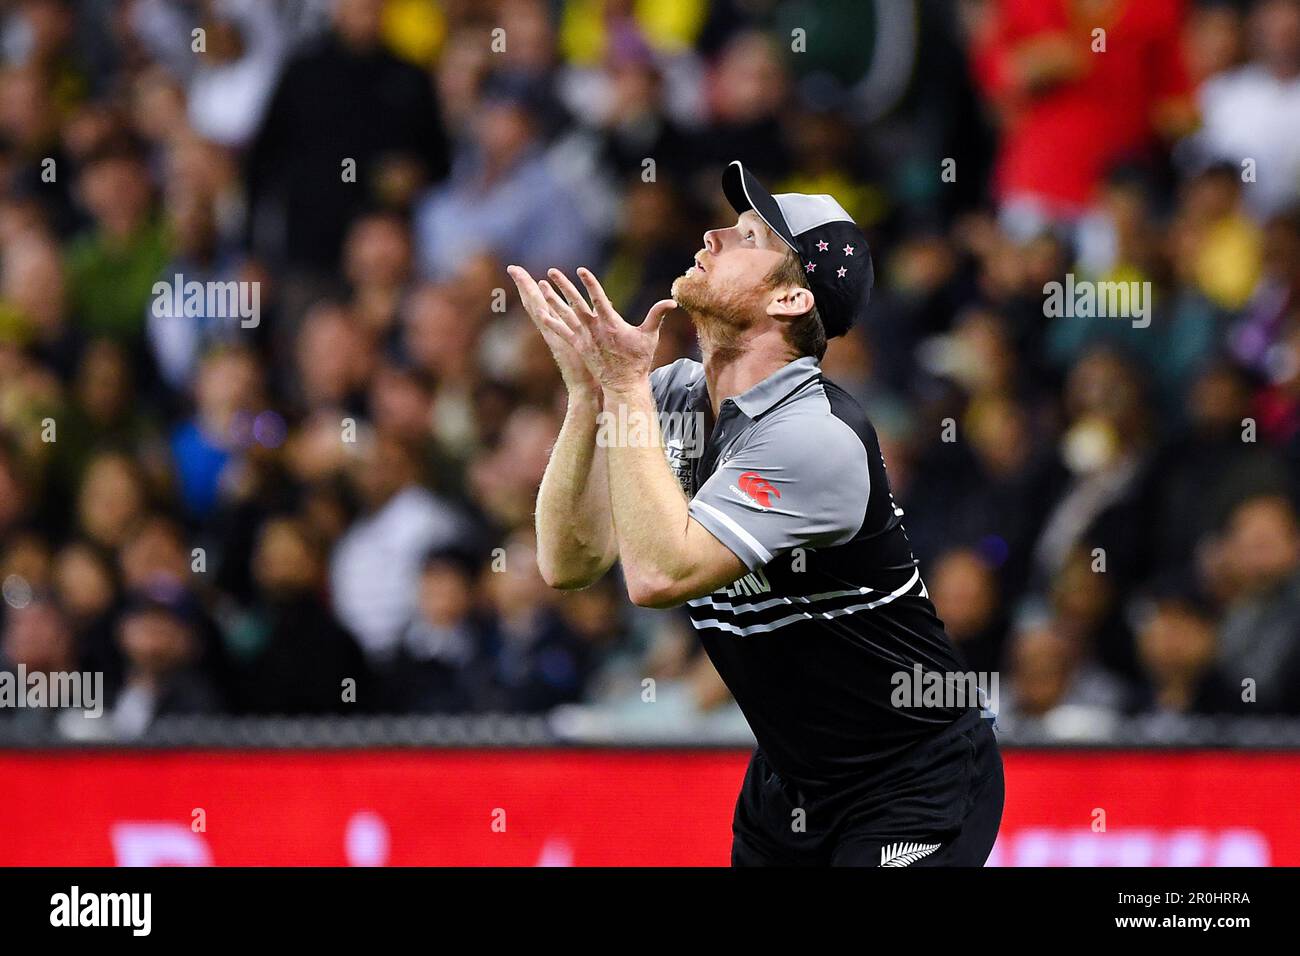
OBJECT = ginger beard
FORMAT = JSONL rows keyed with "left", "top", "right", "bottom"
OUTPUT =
{"left": 670, "top": 260, "right": 770, "bottom": 348}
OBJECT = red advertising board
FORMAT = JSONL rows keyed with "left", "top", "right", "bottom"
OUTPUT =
{"left": 1, "top": 749, "right": 1296, "bottom": 866}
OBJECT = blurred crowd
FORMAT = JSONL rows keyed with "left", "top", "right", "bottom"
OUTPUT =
{"left": 0, "top": 0, "right": 1298, "bottom": 741}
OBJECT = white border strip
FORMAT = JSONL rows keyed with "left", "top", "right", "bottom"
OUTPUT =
{"left": 691, "top": 499, "right": 774, "bottom": 566}
{"left": 689, "top": 569, "right": 921, "bottom": 636}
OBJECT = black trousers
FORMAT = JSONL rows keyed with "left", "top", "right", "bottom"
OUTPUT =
{"left": 731, "top": 710, "right": 1004, "bottom": 867}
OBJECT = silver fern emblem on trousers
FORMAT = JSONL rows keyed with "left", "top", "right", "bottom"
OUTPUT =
{"left": 879, "top": 841, "right": 941, "bottom": 867}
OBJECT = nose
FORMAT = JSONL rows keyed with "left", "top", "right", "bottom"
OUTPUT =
{"left": 702, "top": 229, "right": 725, "bottom": 254}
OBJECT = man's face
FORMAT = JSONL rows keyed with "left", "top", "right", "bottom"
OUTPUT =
{"left": 1254, "top": 0, "right": 1300, "bottom": 73}
{"left": 353, "top": 434, "right": 416, "bottom": 509}
{"left": 333, "top": 0, "right": 383, "bottom": 48}
{"left": 2, "top": 603, "right": 73, "bottom": 673}
{"left": 80, "top": 157, "right": 151, "bottom": 229}
{"left": 119, "top": 610, "right": 194, "bottom": 676}
{"left": 1225, "top": 497, "right": 1300, "bottom": 591}
{"left": 253, "top": 520, "right": 319, "bottom": 597}
{"left": 671, "top": 210, "right": 790, "bottom": 326}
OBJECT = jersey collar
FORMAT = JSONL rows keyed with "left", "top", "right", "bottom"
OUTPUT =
{"left": 729, "top": 355, "right": 822, "bottom": 419}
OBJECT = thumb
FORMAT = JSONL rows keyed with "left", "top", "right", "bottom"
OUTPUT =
{"left": 642, "top": 298, "right": 677, "bottom": 335}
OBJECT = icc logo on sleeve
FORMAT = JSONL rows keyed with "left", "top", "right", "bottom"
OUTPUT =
{"left": 664, "top": 437, "right": 695, "bottom": 495}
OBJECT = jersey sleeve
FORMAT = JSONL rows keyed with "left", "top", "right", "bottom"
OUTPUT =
{"left": 688, "top": 411, "right": 870, "bottom": 572}
{"left": 650, "top": 358, "right": 695, "bottom": 408}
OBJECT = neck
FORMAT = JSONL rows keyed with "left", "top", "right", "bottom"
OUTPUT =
{"left": 694, "top": 314, "right": 800, "bottom": 416}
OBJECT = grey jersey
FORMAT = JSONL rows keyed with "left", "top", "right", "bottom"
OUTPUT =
{"left": 652, "top": 356, "right": 970, "bottom": 791}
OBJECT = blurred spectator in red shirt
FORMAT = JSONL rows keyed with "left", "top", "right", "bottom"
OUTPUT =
{"left": 970, "top": 0, "right": 1196, "bottom": 239}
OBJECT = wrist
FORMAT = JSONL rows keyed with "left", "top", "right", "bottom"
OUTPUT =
{"left": 601, "top": 376, "right": 650, "bottom": 403}
{"left": 567, "top": 385, "right": 603, "bottom": 412}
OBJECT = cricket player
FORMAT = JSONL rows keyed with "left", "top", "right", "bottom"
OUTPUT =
{"left": 508, "top": 161, "right": 1003, "bottom": 866}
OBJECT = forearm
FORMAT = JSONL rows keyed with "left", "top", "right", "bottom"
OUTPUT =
{"left": 535, "top": 389, "right": 617, "bottom": 588}
{"left": 601, "top": 379, "right": 699, "bottom": 606}
{"left": 519, "top": 265, "right": 739, "bottom": 603}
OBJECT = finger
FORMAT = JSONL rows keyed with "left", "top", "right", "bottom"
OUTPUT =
{"left": 510, "top": 268, "right": 575, "bottom": 344}
{"left": 506, "top": 264, "right": 536, "bottom": 292}
{"left": 507, "top": 265, "right": 548, "bottom": 314}
{"left": 539, "top": 310, "right": 580, "bottom": 347}
{"left": 547, "top": 269, "right": 592, "bottom": 314}
{"left": 642, "top": 298, "right": 677, "bottom": 336}
{"left": 576, "top": 267, "right": 621, "bottom": 325}
{"left": 539, "top": 280, "right": 583, "bottom": 333}
{"left": 539, "top": 282, "right": 594, "bottom": 350}
{"left": 541, "top": 280, "right": 598, "bottom": 355}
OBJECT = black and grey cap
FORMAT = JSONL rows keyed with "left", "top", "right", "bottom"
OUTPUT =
{"left": 722, "top": 160, "right": 873, "bottom": 338}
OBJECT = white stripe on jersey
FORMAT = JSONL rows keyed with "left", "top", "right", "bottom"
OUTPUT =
{"left": 688, "top": 569, "right": 921, "bottom": 636}
{"left": 687, "top": 569, "right": 920, "bottom": 614}
{"left": 691, "top": 499, "right": 775, "bottom": 565}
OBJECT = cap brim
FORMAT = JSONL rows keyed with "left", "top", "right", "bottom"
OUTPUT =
{"left": 722, "top": 161, "right": 797, "bottom": 253}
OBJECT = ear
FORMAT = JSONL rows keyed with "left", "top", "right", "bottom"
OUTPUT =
{"left": 765, "top": 285, "right": 815, "bottom": 320}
